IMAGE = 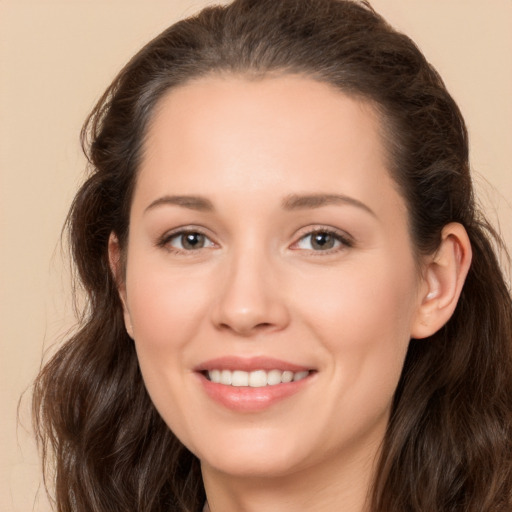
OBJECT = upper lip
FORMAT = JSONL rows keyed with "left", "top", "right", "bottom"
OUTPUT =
{"left": 194, "top": 356, "right": 313, "bottom": 373}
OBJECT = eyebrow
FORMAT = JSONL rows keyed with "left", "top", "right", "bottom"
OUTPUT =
{"left": 282, "top": 193, "right": 376, "bottom": 217}
{"left": 144, "top": 192, "right": 375, "bottom": 217}
{"left": 144, "top": 195, "right": 214, "bottom": 213}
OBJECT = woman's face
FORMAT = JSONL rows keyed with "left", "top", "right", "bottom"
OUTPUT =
{"left": 119, "top": 75, "right": 427, "bottom": 478}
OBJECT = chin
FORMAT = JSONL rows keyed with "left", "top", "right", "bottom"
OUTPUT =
{"left": 201, "top": 450, "right": 306, "bottom": 479}
{"left": 192, "top": 426, "right": 314, "bottom": 478}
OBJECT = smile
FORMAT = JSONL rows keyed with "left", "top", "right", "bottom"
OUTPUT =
{"left": 196, "top": 357, "right": 316, "bottom": 411}
{"left": 205, "top": 369, "right": 311, "bottom": 387}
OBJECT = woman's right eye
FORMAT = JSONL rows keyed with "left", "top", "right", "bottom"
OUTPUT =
{"left": 162, "top": 231, "right": 215, "bottom": 252}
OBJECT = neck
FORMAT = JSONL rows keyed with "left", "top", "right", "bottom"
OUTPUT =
{"left": 201, "top": 437, "right": 382, "bottom": 512}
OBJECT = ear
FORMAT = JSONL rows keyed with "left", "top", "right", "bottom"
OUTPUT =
{"left": 108, "top": 232, "right": 134, "bottom": 339}
{"left": 411, "top": 223, "right": 472, "bottom": 339}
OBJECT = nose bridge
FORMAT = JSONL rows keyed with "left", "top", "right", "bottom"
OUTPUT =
{"left": 213, "top": 236, "right": 288, "bottom": 335}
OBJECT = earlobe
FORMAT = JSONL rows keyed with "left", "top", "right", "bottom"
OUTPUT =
{"left": 411, "top": 223, "right": 472, "bottom": 339}
{"left": 108, "top": 233, "right": 134, "bottom": 339}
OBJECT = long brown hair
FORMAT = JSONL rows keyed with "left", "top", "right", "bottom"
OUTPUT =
{"left": 33, "top": 1, "right": 512, "bottom": 510}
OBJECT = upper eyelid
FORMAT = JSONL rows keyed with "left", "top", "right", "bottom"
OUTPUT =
{"left": 155, "top": 224, "right": 353, "bottom": 248}
{"left": 157, "top": 226, "right": 216, "bottom": 246}
{"left": 289, "top": 226, "right": 355, "bottom": 253}
{"left": 293, "top": 225, "right": 353, "bottom": 243}
{"left": 160, "top": 225, "right": 212, "bottom": 238}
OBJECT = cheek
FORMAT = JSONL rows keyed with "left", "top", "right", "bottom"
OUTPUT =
{"left": 302, "top": 255, "right": 416, "bottom": 335}
{"left": 122, "top": 255, "right": 215, "bottom": 417}
{"left": 123, "top": 257, "right": 214, "bottom": 437}
{"left": 125, "top": 257, "right": 212, "bottom": 350}
{"left": 297, "top": 255, "right": 418, "bottom": 393}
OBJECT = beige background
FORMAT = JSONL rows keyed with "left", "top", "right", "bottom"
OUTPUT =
{"left": 1, "top": 1, "right": 511, "bottom": 511}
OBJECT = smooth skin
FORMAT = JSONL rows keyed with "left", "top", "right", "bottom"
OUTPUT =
{"left": 109, "top": 75, "right": 471, "bottom": 512}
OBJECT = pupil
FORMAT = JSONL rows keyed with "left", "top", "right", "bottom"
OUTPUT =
{"left": 312, "top": 232, "right": 334, "bottom": 250}
{"left": 183, "top": 233, "right": 204, "bottom": 249}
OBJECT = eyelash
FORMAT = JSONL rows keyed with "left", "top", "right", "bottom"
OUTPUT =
{"left": 157, "top": 227, "right": 215, "bottom": 254}
{"left": 291, "top": 227, "right": 353, "bottom": 254}
{"left": 156, "top": 226, "right": 353, "bottom": 255}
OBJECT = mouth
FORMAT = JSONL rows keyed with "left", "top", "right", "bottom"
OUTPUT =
{"left": 203, "top": 369, "right": 311, "bottom": 387}
{"left": 195, "top": 357, "right": 316, "bottom": 412}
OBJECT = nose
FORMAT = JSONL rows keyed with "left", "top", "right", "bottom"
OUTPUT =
{"left": 211, "top": 247, "right": 290, "bottom": 337}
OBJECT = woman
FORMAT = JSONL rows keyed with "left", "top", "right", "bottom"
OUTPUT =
{"left": 33, "top": 0, "right": 512, "bottom": 511}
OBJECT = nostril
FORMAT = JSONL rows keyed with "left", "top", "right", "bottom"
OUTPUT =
{"left": 255, "top": 322, "right": 273, "bottom": 329}
{"left": 217, "top": 321, "right": 277, "bottom": 336}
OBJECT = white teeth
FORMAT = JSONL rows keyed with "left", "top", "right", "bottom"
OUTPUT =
{"left": 209, "top": 369, "right": 221, "bottom": 383}
{"left": 231, "top": 370, "right": 249, "bottom": 387}
{"left": 293, "top": 371, "right": 309, "bottom": 382}
{"left": 220, "top": 369, "right": 232, "bottom": 385}
{"left": 266, "top": 369, "right": 283, "bottom": 386}
{"left": 249, "top": 370, "right": 267, "bottom": 387}
{"left": 207, "top": 369, "right": 311, "bottom": 387}
{"left": 281, "top": 370, "right": 294, "bottom": 383}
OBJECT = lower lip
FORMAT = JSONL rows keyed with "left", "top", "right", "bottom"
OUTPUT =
{"left": 198, "top": 373, "right": 313, "bottom": 412}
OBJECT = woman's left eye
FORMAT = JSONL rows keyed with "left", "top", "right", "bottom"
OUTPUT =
{"left": 293, "top": 230, "right": 350, "bottom": 252}
{"left": 163, "top": 231, "right": 215, "bottom": 251}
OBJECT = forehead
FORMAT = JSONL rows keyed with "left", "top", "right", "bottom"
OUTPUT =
{"left": 135, "top": 74, "right": 405, "bottom": 221}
